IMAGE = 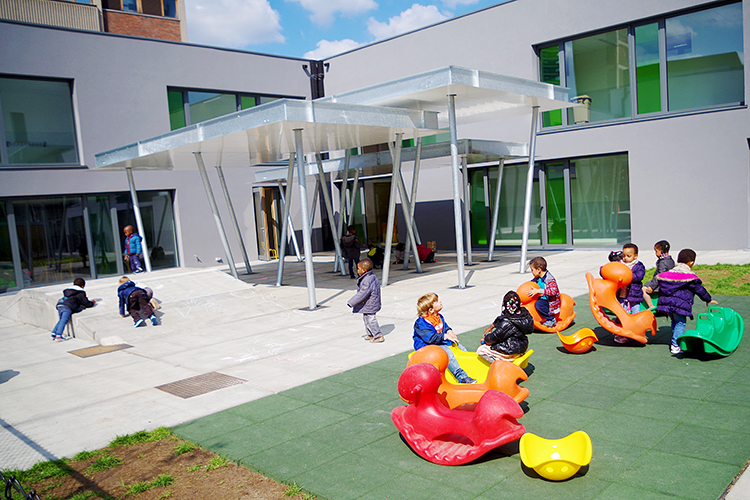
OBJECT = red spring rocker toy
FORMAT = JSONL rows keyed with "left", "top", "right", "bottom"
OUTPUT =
{"left": 517, "top": 281, "right": 576, "bottom": 333}
{"left": 392, "top": 362, "right": 526, "bottom": 466}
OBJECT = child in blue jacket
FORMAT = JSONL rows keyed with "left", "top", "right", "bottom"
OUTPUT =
{"left": 413, "top": 293, "right": 475, "bottom": 384}
{"left": 123, "top": 225, "right": 144, "bottom": 273}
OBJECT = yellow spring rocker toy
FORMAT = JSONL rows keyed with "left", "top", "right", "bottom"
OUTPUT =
{"left": 520, "top": 431, "right": 592, "bottom": 481}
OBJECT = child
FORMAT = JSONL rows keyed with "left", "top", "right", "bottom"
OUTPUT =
{"left": 477, "top": 290, "right": 532, "bottom": 362}
{"left": 367, "top": 244, "right": 385, "bottom": 269}
{"left": 526, "top": 256, "right": 560, "bottom": 328}
{"left": 656, "top": 248, "right": 717, "bottom": 355}
{"left": 618, "top": 243, "right": 646, "bottom": 313}
{"left": 340, "top": 225, "right": 361, "bottom": 279}
{"left": 392, "top": 242, "right": 406, "bottom": 264}
{"left": 413, "top": 293, "right": 476, "bottom": 384}
{"left": 642, "top": 240, "right": 675, "bottom": 305}
{"left": 346, "top": 259, "right": 383, "bottom": 343}
{"left": 118, "top": 277, "right": 158, "bottom": 327}
{"left": 123, "top": 225, "right": 144, "bottom": 274}
{"left": 119, "top": 276, "right": 160, "bottom": 311}
{"left": 51, "top": 278, "right": 97, "bottom": 341}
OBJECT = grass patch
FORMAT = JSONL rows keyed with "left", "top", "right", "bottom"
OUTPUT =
{"left": 173, "top": 441, "right": 196, "bottom": 456}
{"left": 86, "top": 453, "right": 122, "bottom": 475}
{"left": 643, "top": 263, "right": 750, "bottom": 296}
{"left": 73, "top": 450, "right": 103, "bottom": 462}
{"left": 109, "top": 427, "right": 172, "bottom": 448}
{"left": 123, "top": 474, "right": 174, "bottom": 496}
{"left": 205, "top": 455, "right": 229, "bottom": 471}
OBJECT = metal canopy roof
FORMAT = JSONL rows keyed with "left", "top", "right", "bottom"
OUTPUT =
{"left": 319, "top": 66, "right": 576, "bottom": 128}
{"left": 94, "top": 99, "right": 440, "bottom": 171}
{"left": 254, "top": 139, "right": 529, "bottom": 182}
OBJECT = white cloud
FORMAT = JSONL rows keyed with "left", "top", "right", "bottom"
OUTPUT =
{"left": 303, "top": 39, "right": 363, "bottom": 59}
{"left": 441, "top": 0, "right": 477, "bottom": 8}
{"left": 367, "top": 4, "right": 449, "bottom": 40}
{"left": 289, "top": 0, "right": 378, "bottom": 27}
{"left": 187, "top": 0, "right": 285, "bottom": 48}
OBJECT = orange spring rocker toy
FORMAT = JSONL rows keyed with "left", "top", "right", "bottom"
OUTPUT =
{"left": 517, "top": 281, "right": 576, "bottom": 333}
{"left": 585, "top": 262, "right": 657, "bottom": 343}
{"left": 407, "top": 345, "right": 529, "bottom": 408}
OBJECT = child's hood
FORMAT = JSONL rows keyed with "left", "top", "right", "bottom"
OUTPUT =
{"left": 117, "top": 281, "right": 136, "bottom": 291}
{"left": 657, "top": 263, "right": 700, "bottom": 283}
{"left": 63, "top": 285, "right": 85, "bottom": 296}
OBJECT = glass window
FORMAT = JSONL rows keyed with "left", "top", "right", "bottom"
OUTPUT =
{"left": 570, "top": 154, "right": 631, "bottom": 245}
{"left": 0, "top": 202, "right": 15, "bottom": 291}
{"left": 492, "top": 164, "right": 541, "bottom": 246}
{"left": 137, "top": 191, "right": 178, "bottom": 269}
{"left": 163, "top": 0, "right": 177, "bottom": 17}
{"left": 122, "top": 0, "right": 138, "bottom": 12}
{"left": 167, "top": 90, "right": 186, "bottom": 130}
{"left": 186, "top": 91, "right": 237, "bottom": 124}
{"left": 666, "top": 2, "right": 744, "bottom": 111}
{"left": 168, "top": 89, "right": 289, "bottom": 130}
{"left": 539, "top": 45, "right": 563, "bottom": 127}
{"left": 635, "top": 23, "right": 662, "bottom": 114}
{"left": 0, "top": 77, "right": 78, "bottom": 165}
{"left": 469, "top": 169, "right": 488, "bottom": 245}
{"left": 86, "top": 195, "right": 119, "bottom": 276}
{"left": 565, "top": 28, "right": 631, "bottom": 123}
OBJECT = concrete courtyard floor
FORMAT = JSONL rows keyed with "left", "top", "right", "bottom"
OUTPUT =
{"left": 2, "top": 249, "right": 750, "bottom": 499}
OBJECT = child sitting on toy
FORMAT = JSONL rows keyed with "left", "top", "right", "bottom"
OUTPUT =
{"left": 617, "top": 243, "right": 646, "bottom": 314}
{"left": 642, "top": 240, "right": 675, "bottom": 309}
{"left": 413, "top": 293, "right": 476, "bottom": 384}
{"left": 656, "top": 248, "right": 717, "bottom": 355}
{"left": 477, "top": 290, "right": 532, "bottom": 363}
{"left": 526, "top": 257, "right": 560, "bottom": 328}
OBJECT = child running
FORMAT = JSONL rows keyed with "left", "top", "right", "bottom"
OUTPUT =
{"left": 346, "top": 259, "right": 384, "bottom": 343}
{"left": 477, "top": 290, "right": 532, "bottom": 363}
{"left": 526, "top": 257, "right": 560, "bottom": 328}
{"left": 413, "top": 293, "right": 476, "bottom": 384}
{"left": 656, "top": 248, "right": 717, "bottom": 355}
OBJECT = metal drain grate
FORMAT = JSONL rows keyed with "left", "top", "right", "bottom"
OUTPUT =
{"left": 155, "top": 372, "right": 246, "bottom": 399}
{"left": 69, "top": 344, "right": 133, "bottom": 358}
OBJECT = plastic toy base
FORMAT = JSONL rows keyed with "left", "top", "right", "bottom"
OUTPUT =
{"left": 557, "top": 328, "right": 598, "bottom": 354}
{"left": 517, "top": 282, "right": 576, "bottom": 333}
{"left": 677, "top": 306, "right": 744, "bottom": 357}
{"left": 520, "top": 431, "right": 592, "bottom": 481}
{"left": 443, "top": 345, "right": 533, "bottom": 384}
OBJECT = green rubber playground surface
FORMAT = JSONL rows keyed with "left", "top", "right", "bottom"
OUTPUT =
{"left": 173, "top": 294, "right": 750, "bottom": 500}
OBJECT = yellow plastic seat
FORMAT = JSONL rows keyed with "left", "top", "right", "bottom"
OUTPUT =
{"left": 519, "top": 431, "right": 592, "bottom": 481}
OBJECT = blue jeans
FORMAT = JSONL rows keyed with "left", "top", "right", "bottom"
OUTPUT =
{"left": 347, "top": 258, "right": 360, "bottom": 278}
{"left": 51, "top": 305, "right": 72, "bottom": 337}
{"left": 535, "top": 299, "right": 554, "bottom": 321}
{"left": 440, "top": 343, "right": 469, "bottom": 381}
{"left": 671, "top": 313, "right": 687, "bottom": 347}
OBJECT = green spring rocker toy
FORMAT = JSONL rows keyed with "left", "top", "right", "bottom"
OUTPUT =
{"left": 677, "top": 306, "right": 744, "bottom": 357}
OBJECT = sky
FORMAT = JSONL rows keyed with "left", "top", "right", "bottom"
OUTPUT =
{"left": 185, "top": 0, "right": 503, "bottom": 60}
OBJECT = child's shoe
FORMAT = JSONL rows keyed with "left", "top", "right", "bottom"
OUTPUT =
{"left": 459, "top": 376, "right": 477, "bottom": 384}
{"left": 542, "top": 319, "right": 557, "bottom": 328}
{"left": 669, "top": 344, "right": 682, "bottom": 355}
{"left": 134, "top": 319, "right": 145, "bottom": 328}
{"left": 614, "top": 335, "right": 629, "bottom": 344}
{"left": 53, "top": 335, "right": 67, "bottom": 342}
{"left": 363, "top": 334, "right": 374, "bottom": 341}
{"left": 371, "top": 336, "right": 385, "bottom": 343}
{"left": 150, "top": 315, "right": 159, "bottom": 326}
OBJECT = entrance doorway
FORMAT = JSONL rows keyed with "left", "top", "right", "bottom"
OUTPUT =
{"left": 253, "top": 186, "right": 281, "bottom": 260}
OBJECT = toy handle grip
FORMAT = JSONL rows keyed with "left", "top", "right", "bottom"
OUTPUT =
{"left": 697, "top": 313, "right": 709, "bottom": 320}
{"left": 708, "top": 306, "right": 722, "bottom": 313}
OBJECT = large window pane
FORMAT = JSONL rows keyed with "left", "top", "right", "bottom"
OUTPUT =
{"left": 635, "top": 23, "right": 662, "bottom": 114}
{"left": 0, "top": 78, "right": 78, "bottom": 165}
{"left": 539, "top": 45, "right": 563, "bottom": 127}
{"left": 570, "top": 155, "right": 630, "bottom": 245}
{"left": 167, "top": 90, "right": 186, "bottom": 131}
{"left": 544, "top": 163, "right": 567, "bottom": 245}
{"left": 186, "top": 91, "right": 237, "bottom": 124}
{"left": 469, "top": 169, "right": 488, "bottom": 245}
{"left": 666, "top": 3, "right": 744, "bottom": 111}
{"left": 0, "top": 202, "right": 15, "bottom": 291}
{"left": 138, "top": 191, "right": 178, "bottom": 269}
{"left": 565, "top": 29, "right": 631, "bottom": 123}
{"left": 492, "top": 164, "right": 541, "bottom": 246}
{"left": 87, "top": 195, "right": 119, "bottom": 276}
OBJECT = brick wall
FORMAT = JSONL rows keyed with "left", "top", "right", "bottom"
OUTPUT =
{"left": 103, "top": 10, "right": 181, "bottom": 41}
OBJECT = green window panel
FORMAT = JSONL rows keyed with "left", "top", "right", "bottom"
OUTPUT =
{"left": 666, "top": 2, "right": 744, "bottom": 112}
{"left": 186, "top": 91, "right": 237, "bottom": 124}
{"left": 544, "top": 163, "right": 567, "bottom": 245}
{"left": 539, "top": 45, "right": 563, "bottom": 127}
{"left": 635, "top": 23, "right": 661, "bottom": 114}
{"left": 469, "top": 169, "right": 488, "bottom": 246}
{"left": 240, "top": 95, "right": 257, "bottom": 110}
{"left": 167, "top": 90, "right": 186, "bottom": 131}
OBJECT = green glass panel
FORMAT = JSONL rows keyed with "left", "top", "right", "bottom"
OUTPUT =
{"left": 539, "top": 45, "right": 563, "bottom": 127}
{"left": 240, "top": 95, "right": 257, "bottom": 110}
{"left": 401, "top": 138, "right": 414, "bottom": 148}
{"left": 86, "top": 195, "right": 118, "bottom": 276}
{"left": 186, "top": 91, "right": 236, "bottom": 124}
{"left": 1, "top": 78, "right": 78, "bottom": 164}
{"left": 493, "top": 164, "right": 541, "bottom": 246}
{"left": 566, "top": 29, "right": 631, "bottom": 123}
{"left": 167, "top": 90, "right": 186, "bottom": 130}
{"left": 666, "top": 2, "right": 744, "bottom": 111}
{"left": 0, "top": 202, "right": 15, "bottom": 291}
{"left": 635, "top": 23, "right": 661, "bottom": 114}
{"left": 422, "top": 131, "right": 450, "bottom": 145}
{"left": 545, "top": 163, "right": 567, "bottom": 245}
{"left": 469, "top": 169, "right": 487, "bottom": 245}
{"left": 570, "top": 154, "right": 630, "bottom": 245}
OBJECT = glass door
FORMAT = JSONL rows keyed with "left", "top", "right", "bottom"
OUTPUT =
{"left": 540, "top": 162, "right": 571, "bottom": 246}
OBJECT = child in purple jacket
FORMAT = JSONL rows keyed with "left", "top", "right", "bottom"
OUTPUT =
{"left": 656, "top": 248, "right": 717, "bottom": 355}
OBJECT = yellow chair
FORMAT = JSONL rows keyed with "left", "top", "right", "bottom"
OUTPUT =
{"left": 412, "top": 345, "right": 532, "bottom": 384}
{"left": 268, "top": 249, "right": 278, "bottom": 260}
{"left": 520, "top": 431, "right": 592, "bottom": 481}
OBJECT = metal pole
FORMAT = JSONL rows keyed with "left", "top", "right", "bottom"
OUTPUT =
{"left": 462, "top": 155, "right": 473, "bottom": 266}
{"left": 216, "top": 165, "right": 252, "bottom": 274}
{"left": 82, "top": 196, "right": 97, "bottom": 279}
{"left": 277, "top": 180, "right": 302, "bottom": 262}
{"left": 193, "top": 153, "right": 238, "bottom": 279}
{"left": 388, "top": 136, "right": 422, "bottom": 274}
{"left": 295, "top": 129, "right": 317, "bottom": 310}
{"left": 309, "top": 178, "right": 320, "bottom": 231}
{"left": 488, "top": 158, "right": 505, "bottom": 261}
{"left": 380, "top": 141, "right": 402, "bottom": 287}
{"left": 334, "top": 151, "right": 351, "bottom": 273}
{"left": 316, "top": 154, "right": 347, "bottom": 275}
{"left": 447, "top": 94, "right": 466, "bottom": 288}
{"left": 110, "top": 197, "right": 124, "bottom": 275}
{"left": 125, "top": 167, "right": 152, "bottom": 272}
{"left": 276, "top": 154, "right": 295, "bottom": 286}
{"left": 520, "top": 106, "right": 540, "bottom": 274}
{"left": 403, "top": 138, "right": 423, "bottom": 269}
{"left": 6, "top": 201, "right": 24, "bottom": 290}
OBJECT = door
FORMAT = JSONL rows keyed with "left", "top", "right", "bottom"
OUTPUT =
{"left": 539, "top": 162, "right": 572, "bottom": 246}
{"left": 253, "top": 186, "right": 280, "bottom": 260}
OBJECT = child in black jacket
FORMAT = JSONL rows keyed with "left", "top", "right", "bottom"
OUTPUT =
{"left": 477, "top": 290, "right": 532, "bottom": 362}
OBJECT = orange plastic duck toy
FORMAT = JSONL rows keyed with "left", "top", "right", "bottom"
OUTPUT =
{"left": 407, "top": 345, "right": 529, "bottom": 407}
{"left": 392, "top": 362, "right": 526, "bottom": 466}
{"left": 517, "top": 281, "right": 576, "bottom": 333}
{"left": 585, "top": 262, "right": 657, "bottom": 343}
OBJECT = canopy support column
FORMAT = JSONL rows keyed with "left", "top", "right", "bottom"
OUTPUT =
{"left": 276, "top": 154, "right": 295, "bottom": 286}
{"left": 520, "top": 106, "right": 540, "bottom": 274}
{"left": 388, "top": 135, "right": 422, "bottom": 274}
{"left": 125, "top": 167, "right": 152, "bottom": 273}
{"left": 216, "top": 165, "right": 252, "bottom": 274}
{"left": 488, "top": 158, "right": 505, "bottom": 261}
{"left": 277, "top": 180, "right": 302, "bottom": 262}
{"left": 447, "top": 94, "right": 466, "bottom": 288}
{"left": 462, "top": 155, "right": 473, "bottom": 266}
{"left": 403, "top": 138, "right": 423, "bottom": 270}
{"left": 316, "top": 154, "right": 346, "bottom": 275}
{"left": 193, "top": 153, "right": 237, "bottom": 279}
{"left": 334, "top": 151, "right": 351, "bottom": 273}
{"left": 380, "top": 136, "right": 404, "bottom": 287}
{"left": 295, "top": 129, "right": 317, "bottom": 310}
